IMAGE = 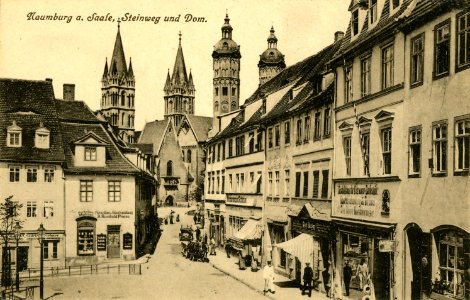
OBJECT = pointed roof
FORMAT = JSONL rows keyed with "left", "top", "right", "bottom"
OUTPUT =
{"left": 171, "top": 32, "right": 189, "bottom": 86}
{"left": 109, "top": 23, "right": 128, "bottom": 77}
{"left": 188, "top": 70, "right": 194, "bottom": 87}
{"left": 127, "top": 57, "right": 134, "bottom": 77}
{"left": 164, "top": 69, "right": 171, "bottom": 91}
{"left": 102, "top": 58, "right": 108, "bottom": 78}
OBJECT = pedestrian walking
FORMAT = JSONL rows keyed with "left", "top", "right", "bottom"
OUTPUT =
{"left": 210, "top": 236, "right": 216, "bottom": 255}
{"left": 302, "top": 262, "right": 314, "bottom": 297}
{"left": 263, "top": 261, "right": 275, "bottom": 294}
{"left": 224, "top": 242, "right": 231, "bottom": 258}
{"left": 343, "top": 261, "right": 353, "bottom": 296}
{"left": 357, "top": 258, "right": 369, "bottom": 290}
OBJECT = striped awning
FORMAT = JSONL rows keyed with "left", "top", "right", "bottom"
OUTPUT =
{"left": 274, "top": 233, "right": 315, "bottom": 263}
{"left": 234, "top": 219, "right": 262, "bottom": 241}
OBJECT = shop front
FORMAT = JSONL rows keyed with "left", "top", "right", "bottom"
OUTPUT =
{"left": 228, "top": 217, "right": 262, "bottom": 268}
{"left": 332, "top": 179, "right": 399, "bottom": 300}
{"left": 204, "top": 200, "right": 225, "bottom": 246}
{"left": 282, "top": 203, "right": 333, "bottom": 295}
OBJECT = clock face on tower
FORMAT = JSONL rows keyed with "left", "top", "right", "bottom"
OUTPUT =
{"left": 221, "top": 101, "right": 228, "bottom": 113}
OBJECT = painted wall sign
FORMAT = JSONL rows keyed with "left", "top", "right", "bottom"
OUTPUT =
{"left": 336, "top": 183, "right": 380, "bottom": 218}
{"left": 227, "top": 195, "right": 247, "bottom": 204}
{"left": 123, "top": 232, "right": 133, "bottom": 250}
{"left": 291, "top": 218, "right": 331, "bottom": 237}
{"left": 77, "top": 210, "right": 134, "bottom": 219}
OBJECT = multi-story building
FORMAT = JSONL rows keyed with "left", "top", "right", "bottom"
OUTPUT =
{"left": 99, "top": 24, "right": 136, "bottom": 144}
{"left": 329, "top": 1, "right": 469, "bottom": 299}
{"left": 0, "top": 78, "right": 67, "bottom": 269}
{"left": 139, "top": 33, "right": 212, "bottom": 207}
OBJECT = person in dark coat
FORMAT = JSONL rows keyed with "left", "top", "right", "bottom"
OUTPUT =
{"left": 302, "top": 262, "right": 314, "bottom": 297}
{"left": 225, "top": 243, "right": 232, "bottom": 258}
{"left": 343, "top": 261, "right": 353, "bottom": 296}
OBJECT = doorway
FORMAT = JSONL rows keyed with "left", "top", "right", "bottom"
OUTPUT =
{"left": 406, "top": 224, "right": 431, "bottom": 300}
{"left": 107, "top": 225, "right": 121, "bottom": 258}
{"left": 165, "top": 195, "right": 174, "bottom": 206}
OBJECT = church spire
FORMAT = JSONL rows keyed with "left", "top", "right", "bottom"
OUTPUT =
{"left": 109, "top": 22, "right": 128, "bottom": 77}
{"left": 102, "top": 58, "right": 108, "bottom": 78}
{"left": 164, "top": 69, "right": 171, "bottom": 92}
{"left": 171, "top": 31, "right": 189, "bottom": 86}
{"left": 128, "top": 57, "right": 134, "bottom": 77}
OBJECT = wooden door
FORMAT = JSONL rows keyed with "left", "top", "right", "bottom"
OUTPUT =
{"left": 107, "top": 226, "right": 121, "bottom": 258}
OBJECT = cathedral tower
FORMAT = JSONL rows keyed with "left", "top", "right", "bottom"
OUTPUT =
{"left": 258, "top": 26, "right": 285, "bottom": 86}
{"left": 212, "top": 13, "right": 241, "bottom": 119}
{"left": 164, "top": 32, "right": 195, "bottom": 127}
{"left": 100, "top": 23, "right": 135, "bottom": 143}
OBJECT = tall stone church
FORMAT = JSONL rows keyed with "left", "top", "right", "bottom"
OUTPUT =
{"left": 99, "top": 24, "right": 136, "bottom": 144}
{"left": 139, "top": 32, "right": 212, "bottom": 207}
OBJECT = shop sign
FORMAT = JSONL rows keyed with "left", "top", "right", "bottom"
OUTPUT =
{"left": 336, "top": 183, "right": 382, "bottom": 219}
{"left": 123, "top": 232, "right": 133, "bottom": 250}
{"left": 292, "top": 218, "right": 330, "bottom": 236}
{"left": 23, "top": 233, "right": 62, "bottom": 239}
{"left": 378, "top": 240, "right": 396, "bottom": 252}
{"left": 77, "top": 210, "right": 134, "bottom": 219}
{"left": 97, "top": 234, "right": 107, "bottom": 251}
{"left": 227, "top": 195, "right": 247, "bottom": 204}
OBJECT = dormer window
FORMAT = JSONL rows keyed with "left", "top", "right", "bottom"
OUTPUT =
{"left": 352, "top": 9, "right": 359, "bottom": 36}
{"left": 7, "top": 121, "right": 22, "bottom": 147}
{"left": 84, "top": 146, "right": 97, "bottom": 161}
{"left": 35, "top": 124, "right": 50, "bottom": 149}
{"left": 392, "top": 0, "right": 400, "bottom": 10}
{"left": 369, "top": 0, "right": 377, "bottom": 24}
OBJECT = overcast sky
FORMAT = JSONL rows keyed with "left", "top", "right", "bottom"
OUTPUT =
{"left": 0, "top": 0, "right": 350, "bottom": 131}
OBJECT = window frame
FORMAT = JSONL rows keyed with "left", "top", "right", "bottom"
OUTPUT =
{"left": 7, "top": 131, "right": 21, "bottom": 147}
{"left": 369, "top": 0, "right": 378, "bottom": 24}
{"left": 108, "top": 180, "right": 121, "bottom": 202}
{"left": 80, "top": 180, "right": 93, "bottom": 202}
{"left": 304, "top": 115, "right": 311, "bottom": 142}
{"left": 296, "top": 119, "right": 303, "bottom": 145}
{"left": 314, "top": 112, "right": 321, "bottom": 140}
{"left": 408, "top": 126, "right": 422, "bottom": 178}
{"left": 26, "top": 201, "right": 37, "bottom": 218}
{"left": 44, "top": 201, "right": 54, "bottom": 218}
{"left": 381, "top": 127, "right": 392, "bottom": 175}
{"left": 434, "top": 19, "right": 451, "bottom": 80}
{"left": 456, "top": 10, "right": 470, "bottom": 72}
{"left": 323, "top": 108, "right": 331, "bottom": 137}
{"left": 344, "top": 64, "right": 353, "bottom": 104}
{"left": 284, "top": 170, "right": 290, "bottom": 196}
{"left": 35, "top": 128, "right": 50, "bottom": 149}
{"left": 433, "top": 121, "right": 448, "bottom": 176}
{"left": 312, "top": 170, "right": 320, "bottom": 198}
{"left": 352, "top": 9, "right": 359, "bottom": 36}
{"left": 26, "top": 166, "right": 38, "bottom": 183}
{"left": 268, "top": 127, "right": 274, "bottom": 149}
{"left": 284, "top": 121, "right": 291, "bottom": 145}
{"left": 410, "top": 33, "right": 425, "bottom": 87}
{"left": 381, "top": 43, "right": 395, "bottom": 90}
{"left": 321, "top": 169, "right": 329, "bottom": 199}
{"left": 454, "top": 116, "right": 470, "bottom": 175}
{"left": 343, "top": 136, "right": 352, "bottom": 176}
{"left": 274, "top": 124, "right": 281, "bottom": 147}
{"left": 84, "top": 146, "right": 97, "bottom": 161}
{"left": 361, "top": 132, "right": 371, "bottom": 176}
{"left": 361, "top": 55, "right": 371, "bottom": 97}
{"left": 9, "top": 165, "right": 21, "bottom": 182}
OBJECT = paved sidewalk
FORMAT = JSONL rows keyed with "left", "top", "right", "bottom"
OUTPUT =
{"left": 208, "top": 248, "right": 330, "bottom": 300}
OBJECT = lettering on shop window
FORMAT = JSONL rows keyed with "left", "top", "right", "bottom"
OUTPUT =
{"left": 78, "top": 210, "right": 134, "bottom": 219}
{"left": 97, "top": 234, "right": 107, "bottom": 251}
{"left": 123, "top": 232, "right": 133, "bottom": 250}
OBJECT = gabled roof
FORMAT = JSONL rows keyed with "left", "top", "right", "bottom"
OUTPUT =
{"left": 138, "top": 119, "right": 170, "bottom": 155}
{"left": 0, "top": 78, "right": 65, "bottom": 163}
{"left": 182, "top": 115, "right": 213, "bottom": 142}
{"left": 55, "top": 99, "right": 99, "bottom": 123}
{"left": 72, "top": 131, "right": 109, "bottom": 145}
{"left": 132, "top": 143, "right": 153, "bottom": 154}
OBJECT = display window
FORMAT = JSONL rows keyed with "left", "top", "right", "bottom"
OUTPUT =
{"left": 77, "top": 218, "right": 96, "bottom": 256}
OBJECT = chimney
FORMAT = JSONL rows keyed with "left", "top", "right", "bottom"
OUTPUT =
{"left": 63, "top": 84, "right": 75, "bottom": 101}
{"left": 334, "top": 31, "right": 345, "bottom": 42}
{"left": 45, "top": 78, "right": 53, "bottom": 82}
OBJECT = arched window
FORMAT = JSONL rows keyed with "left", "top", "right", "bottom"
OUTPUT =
{"left": 167, "top": 160, "right": 173, "bottom": 176}
{"left": 121, "top": 92, "right": 126, "bottom": 106}
{"left": 187, "top": 149, "right": 192, "bottom": 163}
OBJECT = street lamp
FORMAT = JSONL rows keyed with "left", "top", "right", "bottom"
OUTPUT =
{"left": 13, "top": 221, "right": 22, "bottom": 292}
{"left": 37, "top": 224, "right": 45, "bottom": 300}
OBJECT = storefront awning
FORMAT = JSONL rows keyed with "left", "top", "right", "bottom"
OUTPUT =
{"left": 234, "top": 219, "right": 262, "bottom": 241}
{"left": 274, "top": 233, "right": 315, "bottom": 263}
{"left": 331, "top": 217, "right": 396, "bottom": 231}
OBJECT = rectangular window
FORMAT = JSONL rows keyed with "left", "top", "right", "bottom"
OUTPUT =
{"left": 296, "top": 119, "right": 302, "bottom": 144}
{"left": 268, "top": 172, "right": 273, "bottom": 196}
{"left": 52, "top": 241, "right": 58, "bottom": 259}
{"left": 361, "top": 56, "right": 371, "bottom": 96}
{"left": 382, "top": 44, "right": 394, "bottom": 89}
{"left": 228, "top": 139, "right": 233, "bottom": 157}
{"left": 249, "top": 132, "right": 255, "bottom": 153}
{"left": 232, "top": 87, "right": 236, "bottom": 96}
{"left": 411, "top": 33, "right": 424, "bottom": 86}
{"left": 284, "top": 170, "right": 290, "bottom": 196}
{"left": 455, "top": 118, "right": 470, "bottom": 172}
{"left": 409, "top": 128, "right": 421, "bottom": 176}
{"left": 312, "top": 170, "right": 320, "bottom": 198}
{"left": 268, "top": 127, "right": 273, "bottom": 149}
{"left": 314, "top": 112, "right": 321, "bottom": 139}
{"left": 222, "top": 141, "right": 226, "bottom": 160}
{"left": 44, "top": 201, "right": 54, "bottom": 218}
{"left": 434, "top": 20, "right": 451, "bottom": 78}
{"left": 44, "top": 167, "right": 55, "bottom": 182}
{"left": 344, "top": 137, "right": 352, "bottom": 176}
{"left": 275, "top": 125, "right": 280, "bottom": 147}
{"left": 229, "top": 174, "right": 232, "bottom": 192}
{"left": 215, "top": 88, "right": 219, "bottom": 96}
{"left": 27, "top": 201, "right": 37, "bottom": 217}
{"left": 9, "top": 166, "right": 20, "bottom": 182}
{"left": 222, "top": 172, "right": 225, "bottom": 194}
{"left": 8, "top": 132, "right": 21, "bottom": 147}
{"left": 222, "top": 87, "right": 228, "bottom": 96}
{"left": 217, "top": 144, "right": 221, "bottom": 161}
{"left": 433, "top": 123, "right": 448, "bottom": 174}
{"left": 43, "top": 242, "right": 49, "bottom": 260}
{"left": 295, "top": 172, "right": 301, "bottom": 197}
{"left": 304, "top": 116, "right": 311, "bottom": 141}
{"left": 323, "top": 108, "right": 331, "bottom": 137}
{"left": 275, "top": 171, "right": 280, "bottom": 196}
{"left": 108, "top": 180, "right": 121, "bottom": 202}
{"left": 352, "top": 9, "right": 359, "bottom": 36}
{"left": 80, "top": 180, "right": 93, "bottom": 202}
{"left": 344, "top": 65, "right": 353, "bottom": 103}
{"left": 302, "top": 171, "right": 309, "bottom": 197}
{"left": 27, "top": 166, "right": 37, "bottom": 182}
{"left": 321, "top": 170, "right": 329, "bottom": 199}
{"left": 84, "top": 147, "right": 97, "bottom": 161}
{"left": 77, "top": 227, "right": 94, "bottom": 256}
{"left": 457, "top": 12, "right": 470, "bottom": 70}
{"left": 361, "top": 132, "right": 370, "bottom": 176}
{"left": 217, "top": 172, "right": 220, "bottom": 194}
{"left": 370, "top": 0, "right": 377, "bottom": 24}
{"left": 382, "top": 128, "right": 392, "bottom": 175}
{"left": 256, "top": 173, "right": 262, "bottom": 194}
{"left": 256, "top": 131, "right": 263, "bottom": 151}
{"left": 284, "top": 121, "right": 291, "bottom": 145}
